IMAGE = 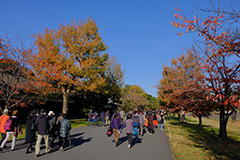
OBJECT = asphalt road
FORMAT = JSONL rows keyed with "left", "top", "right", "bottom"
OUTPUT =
{"left": 0, "top": 125, "right": 174, "bottom": 160}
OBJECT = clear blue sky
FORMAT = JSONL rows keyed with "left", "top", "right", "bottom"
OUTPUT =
{"left": 1, "top": 0, "right": 239, "bottom": 97}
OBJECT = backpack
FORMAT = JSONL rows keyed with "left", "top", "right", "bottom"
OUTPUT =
{"left": 132, "top": 127, "right": 139, "bottom": 136}
{"left": 4, "top": 117, "right": 13, "bottom": 131}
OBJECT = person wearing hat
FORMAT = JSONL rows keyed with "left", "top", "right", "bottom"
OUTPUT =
{"left": 0, "top": 109, "right": 10, "bottom": 147}
{"left": 0, "top": 110, "right": 21, "bottom": 152}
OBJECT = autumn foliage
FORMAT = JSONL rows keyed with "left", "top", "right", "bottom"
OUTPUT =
{"left": 169, "top": 1, "right": 240, "bottom": 138}
{"left": 28, "top": 18, "right": 111, "bottom": 114}
{"left": 0, "top": 36, "right": 37, "bottom": 113}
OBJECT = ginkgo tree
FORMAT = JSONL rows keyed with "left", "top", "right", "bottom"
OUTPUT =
{"left": 171, "top": 0, "right": 240, "bottom": 139}
{"left": 29, "top": 18, "right": 109, "bottom": 114}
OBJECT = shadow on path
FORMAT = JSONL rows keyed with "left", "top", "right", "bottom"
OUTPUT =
{"left": 64, "top": 136, "right": 92, "bottom": 151}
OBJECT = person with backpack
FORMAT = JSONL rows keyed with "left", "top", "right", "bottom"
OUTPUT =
{"left": 0, "top": 110, "right": 21, "bottom": 152}
{"left": 110, "top": 113, "right": 122, "bottom": 147}
{"left": 35, "top": 109, "right": 51, "bottom": 157}
{"left": 25, "top": 109, "right": 37, "bottom": 154}
{"left": 0, "top": 109, "right": 10, "bottom": 148}
{"left": 58, "top": 114, "right": 71, "bottom": 151}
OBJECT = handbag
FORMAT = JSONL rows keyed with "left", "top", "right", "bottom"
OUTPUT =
{"left": 106, "top": 127, "right": 113, "bottom": 137}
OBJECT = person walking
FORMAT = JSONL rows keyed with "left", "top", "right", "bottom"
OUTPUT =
{"left": 121, "top": 114, "right": 135, "bottom": 149}
{"left": 100, "top": 111, "right": 105, "bottom": 127}
{"left": 58, "top": 114, "right": 71, "bottom": 151}
{"left": 110, "top": 113, "right": 122, "bottom": 147}
{"left": 160, "top": 110, "right": 165, "bottom": 130}
{"left": 139, "top": 111, "right": 144, "bottom": 136}
{"left": 120, "top": 110, "right": 126, "bottom": 123}
{"left": 0, "top": 109, "right": 10, "bottom": 147}
{"left": 48, "top": 111, "right": 57, "bottom": 147}
{"left": 25, "top": 109, "right": 37, "bottom": 154}
{"left": 87, "top": 110, "right": 93, "bottom": 126}
{"left": 35, "top": 109, "right": 51, "bottom": 157}
{"left": 105, "top": 110, "right": 110, "bottom": 125}
{"left": 147, "top": 111, "right": 154, "bottom": 135}
{"left": 92, "top": 112, "right": 98, "bottom": 127}
{"left": 0, "top": 110, "right": 21, "bottom": 152}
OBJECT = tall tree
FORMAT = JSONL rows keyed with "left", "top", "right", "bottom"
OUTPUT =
{"left": 172, "top": 0, "right": 240, "bottom": 138}
{"left": 29, "top": 18, "right": 109, "bottom": 114}
{"left": 121, "top": 85, "right": 149, "bottom": 111}
{"left": 103, "top": 57, "right": 125, "bottom": 107}
{"left": 158, "top": 50, "right": 212, "bottom": 125}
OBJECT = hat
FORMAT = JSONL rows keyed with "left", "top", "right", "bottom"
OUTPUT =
{"left": 3, "top": 109, "right": 9, "bottom": 114}
{"left": 48, "top": 111, "right": 54, "bottom": 116}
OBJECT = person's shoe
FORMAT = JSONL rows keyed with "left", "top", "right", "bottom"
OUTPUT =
{"left": 35, "top": 154, "right": 40, "bottom": 158}
{"left": 26, "top": 151, "right": 32, "bottom": 154}
{"left": 46, "top": 150, "right": 52, "bottom": 154}
{"left": 11, "top": 149, "right": 15, "bottom": 151}
{"left": 115, "top": 142, "right": 118, "bottom": 147}
{"left": 0, "top": 147, "right": 2, "bottom": 153}
{"left": 59, "top": 147, "right": 64, "bottom": 151}
{"left": 150, "top": 133, "right": 153, "bottom": 135}
{"left": 127, "top": 144, "right": 131, "bottom": 149}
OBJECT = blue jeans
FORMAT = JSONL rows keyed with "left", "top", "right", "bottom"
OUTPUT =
{"left": 0, "top": 133, "right": 6, "bottom": 146}
{"left": 160, "top": 123, "right": 164, "bottom": 130}
{"left": 87, "top": 118, "right": 92, "bottom": 126}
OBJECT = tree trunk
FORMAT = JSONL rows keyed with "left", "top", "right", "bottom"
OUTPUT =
{"left": 231, "top": 110, "right": 237, "bottom": 120}
{"left": 62, "top": 86, "right": 70, "bottom": 114}
{"left": 219, "top": 107, "right": 228, "bottom": 139}
{"left": 198, "top": 114, "right": 202, "bottom": 126}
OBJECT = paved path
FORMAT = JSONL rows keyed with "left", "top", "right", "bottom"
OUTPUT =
{"left": 0, "top": 125, "right": 174, "bottom": 160}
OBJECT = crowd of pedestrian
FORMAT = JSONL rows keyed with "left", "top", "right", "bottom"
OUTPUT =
{"left": 0, "top": 108, "right": 71, "bottom": 158}
{"left": 104, "top": 109, "right": 165, "bottom": 149}
{"left": 0, "top": 107, "right": 165, "bottom": 157}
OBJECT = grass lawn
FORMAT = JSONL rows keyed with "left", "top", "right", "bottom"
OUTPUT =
{"left": 0, "top": 118, "right": 88, "bottom": 140}
{"left": 165, "top": 115, "right": 240, "bottom": 160}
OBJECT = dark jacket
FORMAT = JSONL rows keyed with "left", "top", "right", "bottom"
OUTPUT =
{"left": 147, "top": 114, "right": 154, "bottom": 129}
{"left": 59, "top": 118, "right": 71, "bottom": 138}
{"left": 35, "top": 113, "right": 50, "bottom": 135}
{"left": 25, "top": 115, "right": 37, "bottom": 143}
{"left": 48, "top": 115, "right": 57, "bottom": 134}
